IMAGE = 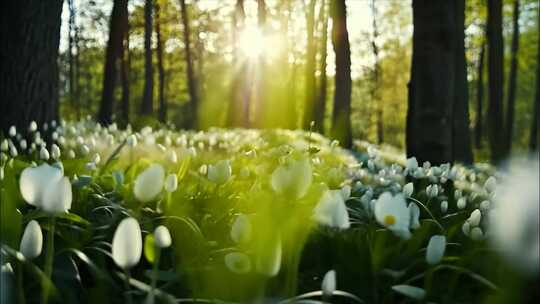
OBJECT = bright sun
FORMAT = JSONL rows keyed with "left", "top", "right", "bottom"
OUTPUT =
{"left": 238, "top": 27, "right": 265, "bottom": 59}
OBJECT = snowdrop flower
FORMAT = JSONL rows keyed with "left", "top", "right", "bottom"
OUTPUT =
{"left": 462, "top": 221, "right": 471, "bottom": 236}
{"left": 225, "top": 252, "right": 251, "bottom": 274}
{"left": 207, "top": 160, "right": 232, "bottom": 184}
{"left": 198, "top": 164, "right": 208, "bottom": 175}
{"left": 406, "top": 157, "right": 418, "bottom": 171}
{"left": 440, "top": 201, "right": 448, "bottom": 213}
{"left": 426, "top": 184, "right": 438, "bottom": 198}
{"left": 164, "top": 174, "right": 178, "bottom": 193}
{"left": 91, "top": 153, "right": 101, "bottom": 165}
{"left": 467, "top": 209, "right": 482, "bottom": 227}
{"left": 133, "top": 164, "right": 165, "bottom": 203}
{"left": 126, "top": 134, "right": 137, "bottom": 147}
{"left": 68, "top": 149, "right": 76, "bottom": 159}
{"left": 255, "top": 234, "right": 282, "bottom": 277}
{"left": 374, "top": 192, "right": 411, "bottom": 239}
{"left": 457, "top": 197, "right": 467, "bottom": 209}
{"left": 50, "top": 144, "right": 61, "bottom": 160}
{"left": 80, "top": 144, "right": 89, "bottom": 156}
{"left": 313, "top": 190, "right": 350, "bottom": 229}
{"left": 231, "top": 214, "right": 252, "bottom": 243}
{"left": 321, "top": 270, "right": 336, "bottom": 297}
{"left": 489, "top": 160, "right": 539, "bottom": 276}
{"left": 484, "top": 176, "right": 497, "bottom": 193}
{"left": 479, "top": 200, "right": 491, "bottom": 211}
{"left": 1, "top": 140, "right": 8, "bottom": 151}
{"left": 271, "top": 157, "right": 312, "bottom": 199}
{"left": 470, "top": 227, "right": 484, "bottom": 241}
{"left": 20, "top": 220, "right": 43, "bottom": 259}
{"left": 19, "top": 163, "right": 72, "bottom": 214}
{"left": 29, "top": 121, "right": 37, "bottom": 132}
{"left": 408, "top": 203, "right": 420, "bottom": 230}
{"left": 426, "top": 235, "right": 446, "bottom": 265}
{"left": 166, "top": 150, "right": 177, "bottom": 163}
{"left": 8, "top": 126, "right": 16, "bottom": 137}
{"left": 112, "top": 217, "right": 142, "bottom": 269}
{"left": 9, "top": 146, "right": 17, "bottom": 157}
{"left": 340, "top": 185, "right": 351, "bottom": 200}
{"left": 403, "top": 182, "right": 414, "bottom": 197}
{"left": 154, "top": 225, "right": 172, "bottom": 249}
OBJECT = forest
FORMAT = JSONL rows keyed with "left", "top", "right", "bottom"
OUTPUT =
{"left": 0, "top": 0, "right": 539, "bottom": 303}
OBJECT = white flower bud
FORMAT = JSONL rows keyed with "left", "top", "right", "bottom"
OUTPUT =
{"left": 154, "top": 225, "right": 172, "bottom": 248}
{"left": 20, "top": 220, "right": 43, "bottom": 259}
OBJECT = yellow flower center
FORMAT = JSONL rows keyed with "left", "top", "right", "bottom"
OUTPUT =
{"left": 384, "top": 215, "right": 396, "bottom": 226}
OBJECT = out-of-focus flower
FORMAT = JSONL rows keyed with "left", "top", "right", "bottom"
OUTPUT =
{"left": 126, "top": 134, "right": 137, "bottom": 147}
{"left": 164, "top": 174, "right": 178, "bottom": 193}
{"left": 408, "top": 203, "right": 420, "bottom": 230}
{"left": 403, "top": 182, "right": 414, "bottom": 197}
{"left": 207, "top": 160, "right": 232, "bottom": 184}
{"left": 489, "top": 159, "right": 539, "bottom": 276}
{"left": 440, "top": 201, "right": 448, "bottom": 213}
{"left": 29, "top": 121, "right": 37, "bottom": 132}
{"left": 321, "top": 270, "right": 336, "bottom": 297}
{"left": 154, "top": 225, "right": 172, "bottom": 249}
{"left": 406, "top": 157, "right": 418, "bottom": 171}
{"left": 19, "top": 163, "right": 72, "bottom": 214}
{"left": 231, "top": 214, "right": 252, "bottom": 243}
{"left": 167, "top": 150, "right": 177, "bottom": 163}
{"left": 470, "top": 227, "right": 483, "bottom": 240}
{"left": 112, "top": 217, "right": 142, "bottom": 269}
{"left": 375, "top": 192, "right": 411, "bottom": 239}
{"left": 271, "top": 157, "right": 312, "bottom": 199}
{"left": 484, "top": 176, "right": 497, "bottom": 193}
{"left": 457, "top": 197, "right": 467, "bottom": 209}
{"left": 51, "top": 144, "right": 61, "bottom": 160}
{"left": 20, "top": 220, "right": 43, "bottom": 259}
{"left": 39, "top": 146, "right": 50, "bottom": 160}
{"left": 8, "top": 126, "right": 16, "bottom": 137}
{"left": 133, "top": 164, "right": 165, "bottom": 203}
{"left": 426, "top": 184, "right": 438, "bottom": 198}
{"left": 255, "top": 233, "right": 282, "bottom": 277}
{"left": 426, "top": 235, "right": 446, "bottom": 265}
{"left": 467, "top": 209, "right": 482, "bottom": 227}
{"left": 225, "top": 252, "right": 251, "bottom": 274}
{"left": 313, "top": 190, "right": 350, "bottom": 229}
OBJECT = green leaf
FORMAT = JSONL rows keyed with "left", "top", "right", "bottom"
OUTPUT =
{"left": 73, "top": 175, "right": 92, "bottom": 188}
{"left": 391, "top": 284, "right": 426, "bottom": 300}
{"left": 145, "top": 235, "right": 156, "bottom": 264}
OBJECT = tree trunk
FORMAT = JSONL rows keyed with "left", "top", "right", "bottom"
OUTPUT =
{"left": 371, "top": 0, "right": 383, "bottom": 145}
{"left": 180, "top": 0, "right": 199, "bottom": 129}
{"left": 314, "top": 0, "right": 328, "bottom": 134}
{"left": 97, "top": 0, "right": 128, "bottom": 125}
{"left": 0, "top": 0, "right": 63, "bottom": 137}
{"left": 452, "top": 0, "right": 473, "bottom": 164}
{"left": 74, "top": 10, "right": 81, "bottom": 120}
{"left": 155, "top": 1, "right": 166, "bottom": 123}
{"left": 330, "top": 0, "right": 352, "bottom": 148}
{"left": 504, "top": 0, "right": 520, "bottom": 155}
{"left": 68, "top": 0, "right": 76, "bottom": 112}
{"left": 487, "top": 0, "right": 505, "bottom": 163}
{"left": 475, "top": 42, "right": 485, "bottom": 148}
{"left": 252, "top": 0, "right": 267, "bottom": 128}
{"left": 120, "top": 7, "right": 130, "bottom": 127}
{"left": 140, "top": 0, "right": 154, "bottom": 115}
{"left": 407, "top": 0, "right": 455, "bottom": 165}
{"left": 529, "top": 16, "right": 540, "bottom": 153}
{"left": 303, "top": 0, "right": 317, "bottom": 130}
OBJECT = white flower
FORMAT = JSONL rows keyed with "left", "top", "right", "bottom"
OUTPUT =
{"left": 426, "top": 184, "right": 438, "bottom": 198}
{"left": 9, "top": 146, "right": 17, "bottom": 157}
{"left": 20, "top": 220, "right": 43, "bottom": 259}
{"left": 68, "top": 149, "right": 76, "bottom": 159}
{"left": 408, "top": 203, "right": 420, "bottom": 230}
{"left": 313, "top": 190, "right": 350, "bottom": 229}
{"left": 0, "top": 166, "right": 3, "bottom": 181}
{"left": 457, "top": 197, "right": 467, "bottom": 209}
{"left": 426, "top": 235, "right": 446, "bottom": 265}
{"left": 207, "top": 160, "right": 232, "bottom": 184}
{"left": 255, "top": 234, "right": 282, "bottom": 277}
{"left": 489, "top": 160, "right": 539, "bottom": 276}
{"left": 468, "top": 209, "right": 482, "bottom": 227}
{"left": 154, "top": 225, "right": 172, "bottom": 249}
{"left": 164, "top": 174, "right": 178, "bottom": 193}
{"left": 225, "top": 252, "right": 251, "bottom": 274}
{"left": 321, "top": 270, "right": 336, "bottom": 297}
{"left": 1, "top": 140, "right": 8, "bottom": 151}
{"left": 479, "top": 200, "right": 491, "bottom": 211}
{"left": 19, "top": 163, "right": 72, "bottom": 214}
{"left": 80, "top": 144, "right": 90, "bottom": 155}
{"left": 374, "top": 192, "right": 411, "bottom": 239}
{"left": 470, "top": 227, "right": 484, "bottom": 240}
{"left": 126, "top": 134, "right": 137, "bottom": 147}
{"left": 91, "top": 153, "right": 101, "bottom": 165}
{"left": 231, "top": 214, "right": 252, "bottom": 243}
{"left": 167, "top": 150, "right": 177, "bottom": 163}
{"left": 29, "top": 121, "right": 37, "bottom": 132}
{"left": 484, "top": 176, "right": 497, "bottom": 193}
{"left": 440, "top": 201, "right": 448, "bottom": 213}
{"left": 51, "top": 144, "right": 61, "bottom": 160}
{"left": 462, "top": 221, "right": 471, "bottom": 236}
{"left": 406, "top": 157, "right": 418, "bottom": 171}
{"left": 112, "top": 217, "right": 142, "bottom": 269}
{"left": 403, "top": 182, "right": 414, "bottom": 197}
{"left": 133, "top": 164, "right": 165, "bottom": 203}
{"left": 271, "top": 157, "right": 312, "bottom": 199}
{"left": 39, "top": 146, "right": 50, "bottom": 160}
{"left": 8, "top": 126, "right": 16, "bottom": 137}
{"left": 340, "top": 185, "right": 351, "bottom": 200}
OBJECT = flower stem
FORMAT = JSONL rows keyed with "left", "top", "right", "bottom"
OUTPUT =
{"left": 124, "top": 269, "right": 133, "bottom": 304}
{"left": 150, "top": 248, "right": 161, "bottom": 296}
{"left": 16, "top": 263, "right": 26, "bottom": 304}
{"left": 42, "top": 216, "right": 56, "bottom": 304}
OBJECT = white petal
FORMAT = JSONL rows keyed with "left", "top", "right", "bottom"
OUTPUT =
{"left": 426, "top": 235, "right": 446, "bottom": 265}
{"left": 403, "top": 182, "right": 414, "bottom": 197}
{"left": 321, "top": 270, "right": 336, "bottom": 297}
{"left": 20, "top": 220, "right": 43, "bottom": 259}
{"left": 19, "top": 163, "right": 63, "bottom": 208}
{"left": 112, "top": 217, "right": 142, "bottom": 269}
{"left": 154, "top": 225, "right": 172, "bottom": 248}
{"left": 313, "top": 190, "right": 350, "bottom": 229}
{"left": 468, "top": 209, "right": 482, "bottom": 227}
{"left": 207, "top": 160, "right": 232, "bottom": 184}
{"left": 231, "top": 214, "right": 252, "bottom": 243}
{"left": 42, "top": 176, "right": 72, "bottom": 214}
{"left": 134, "top": 164, "right": 165, "bottom": 203}
{"left": 271, "top": 157, "right": 312, "bottom": 199}
{"left": 408, "top": 203, "right": 420, "bottom": 230}
{"left": 164, "top": 174, "right": 178, "bottom": 193}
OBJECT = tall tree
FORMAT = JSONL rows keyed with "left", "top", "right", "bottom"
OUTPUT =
{"left": 452, "top": 0, "right": 473, "bottom": 164}
{"left": 155, "top": 1, "right": 166, "bottom": 123}
{"left": 303, "top": 0, "right": 317, "bottom": 130}
{"left": 475, "top": 42, "right": 486, "bottom": 148}
{"left": 407, "top": 0, "right": 456, "bottom": 164}
{"left": 371, "top": 0, "right": 383, "bottom": 144}
{"left": 504, "top": 0, "right": 520, "bottom": 155}
{"left": 314, "top": 0, "right": 328, "bottom": 134}
{"left": 330, "top": 0, "right": 352, "bottom": 148}
{"left": 486, "top": 0, "right": 505, "bottom": 163}
{"left": 180, "top": 0, "right": 199, "bottom": 128}
{"left": 120, "top": 14, "right": 130, "bottom": 127}
{"left": 97, "top": 0, "right": 128, "bottom": 125}
{"left": 252, "top": 0, "right": 267, "bottom": 128}
{"left": 140, "top": 0, "right": 154, "bottom": 115}
{"left": 68, "top": 0, "right": 76, "bottom": 116}
{"left": 529, "top": 15, "right": 540, "bottom": 153}
{"left": 0, "top": 1, "right": 63, "bottom": 137}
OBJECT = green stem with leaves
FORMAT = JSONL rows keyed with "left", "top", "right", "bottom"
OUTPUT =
{"left": 42, "top": 216, "right": 56, "bottom": 304}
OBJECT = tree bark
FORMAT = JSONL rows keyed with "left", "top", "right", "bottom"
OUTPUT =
{"left": 487, "top": 0, "right": 505, "bottom": 163}
{"left": 314, "top": 0, "right": 328, "bottom": 134}
{"left": 303, "top": 0, "right": 318, "bottom": 130}
{"left": 0, "top": 0, "right": 63, "bottom": 137}
{"left": 529, "top": 16, "right": 540, "bottom": 153}
{"left": 330, "top": 0, "right": 352, "bottom": 148}
{"left": 475, "top": 42, "right": 485, "bottom": 148}
{"left": 180, "top": 0, "right": 199, "bottom": 129}
{"left": 155, "top": 1, "right": 166, "bottom": 123}
{"left": 452, "top": 0, "right": 473, "bottom": 164}
{"left": 407, "top": 0, "right": 455, "bottom": 165}
{"left": 97, "top": 0, "right": 128, "bottom": 125}
{"left": 68, "top": 0, "right": 76, "bottom": 112}
{"left": 371, "top": 0, "right": 383, "bottom": 145}
{"left": 140, "top": 0, "right": 154, "bottom": 115}
{"left": 120, "top": 7, "right": 130, "bottom": 127}
{"left": 504, "top": 0, "right": 520, "bottom": 155}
